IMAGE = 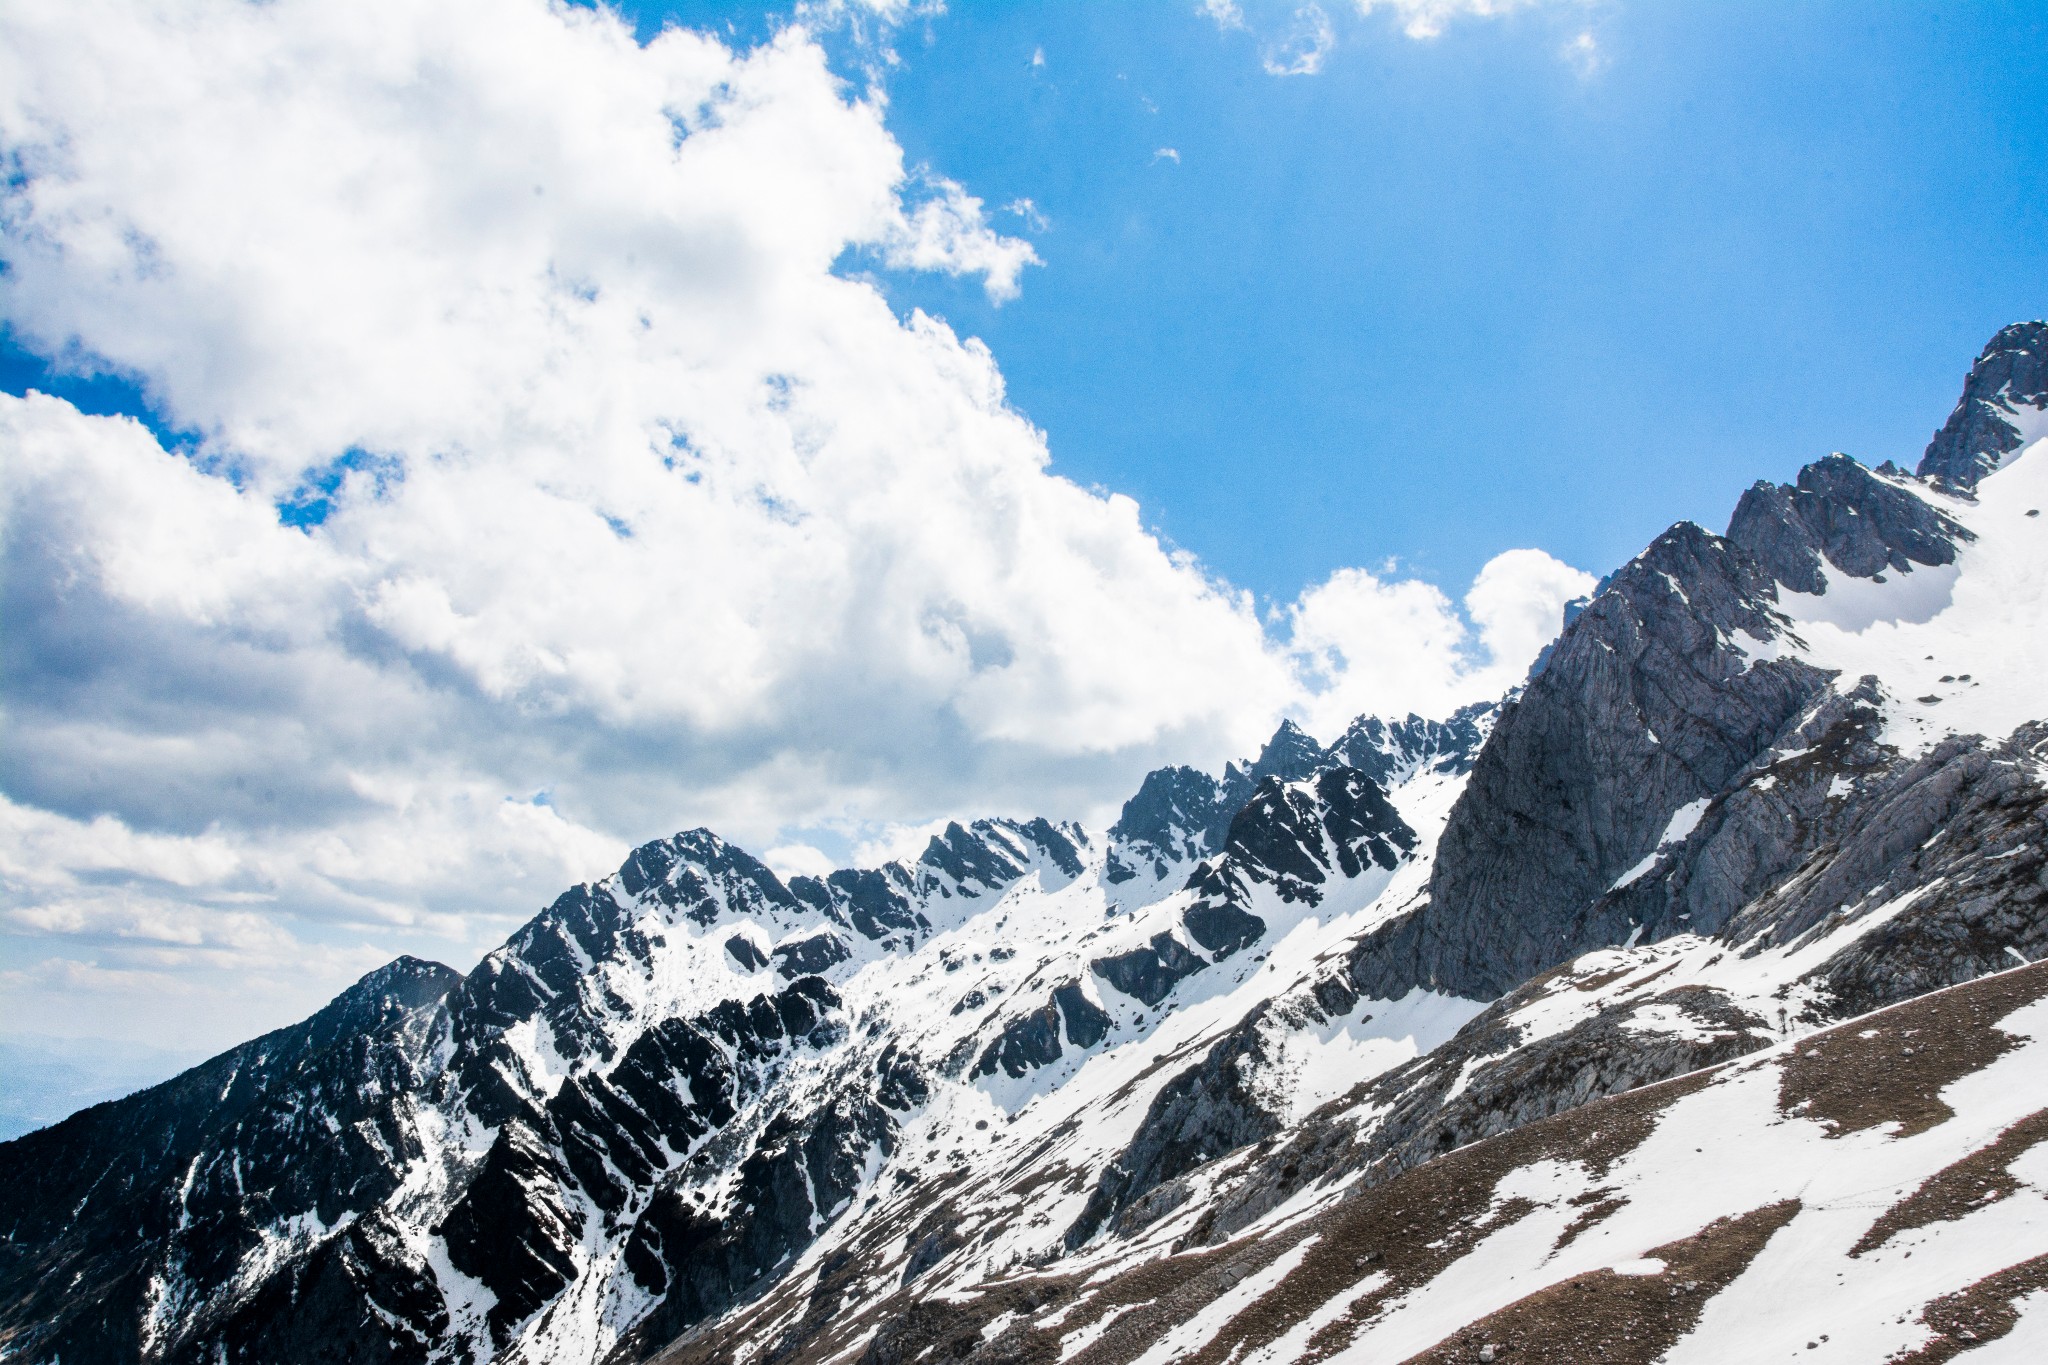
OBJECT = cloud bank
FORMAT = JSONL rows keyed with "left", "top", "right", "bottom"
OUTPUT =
{"left": 0, "top": 0, "right": 1590, "bottom": 1051}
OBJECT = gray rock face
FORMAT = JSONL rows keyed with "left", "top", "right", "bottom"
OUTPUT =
{"left": 970, "top": 1000, "right": 1065, "bottom": 1080}
{"left": 1579, "top": 690, "right": 2048, "bottom": 1027}
{"left": 1919, "top": 320, "right": 2048, "bottom": 486}
{"left": 1178, "top": 769, "right": 1415, "bottom": 944}
{"left": 1105, "top": 713, "right": 1465, "bottom": 889}
{"left": 1091, "top": 932, "right": 1206, "bottom": 1007}
{"left": 774, "top": 931, "right": 852, "bottom": 978}
{"left": 726, "top": 936, "right": 770, "bottom": 971}
{"left": 1350, "top": 519, "right": 1830, "bottom": 1002}
{"left": 1181, "top": 897, "right": 1267, "bottom": 958}
{"left": 961, "top": 981, "right": 1097, "bottom": 1074}
{"left": 616, "top": 1081, "right": 899, "bottom": 1360}
{"left": 1052, "top": 982, "right": 1113, "bottom": 1048}
{"left": 1200, "top": 767, "right": 1416, "bottom": 906}
{"left": 1093, "top": 764, "right": 1417, "bottom": 1012}
{"left": 1727, "top": 453, "right": 1972, "bottom": 594}
{"left": 1063, "top": 1002, "right": 1285, "bottom": 1249}
{"left": 789, "top": 866, "right": 926, "bottom": 947}
{"left": 785, "top": 817, "right": 1087, "bottom": 948}
{"left": 915, "top": 818, "right": 1084, "bottom": 896}
{"left": 449, "top": 974, "right": 849, "bottom": 1351}
{"left": 1105, "top": 765, "right": 1230, "bottom": 884}
{"left": 1735, "top": 720, "right": 2048, "bottom": 1020}
{"left": 1348, "top": 445, "right": 1981, "bottom": 1008}
{"left": 1590, "top": 678, "right": 1894, "bottom": 944}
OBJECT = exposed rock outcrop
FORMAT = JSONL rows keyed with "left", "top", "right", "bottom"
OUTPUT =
{"left": 1919, "top": 320, "right": 2048, "bottom": 486}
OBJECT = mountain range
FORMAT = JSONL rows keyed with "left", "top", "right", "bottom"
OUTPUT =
{"left": 2, "top": 320, "right": 2045, "bottom": 1365}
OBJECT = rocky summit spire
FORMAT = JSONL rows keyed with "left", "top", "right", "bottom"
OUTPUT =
{"left": 1918, "top": 319, "right": 2048, "bottom": 487}
{"left": 1245, "top": 717, "right": 1323, "bottom": 786}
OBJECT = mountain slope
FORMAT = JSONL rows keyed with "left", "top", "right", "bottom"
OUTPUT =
{"left": 0, "top": 715, "right": 1486, "bottom": 1365}
{"left": 665, "top": 958, "right": 2048, "bottom": 1365}
{"left": 2, "top": 322, "right": 2045, "bottom": 1365}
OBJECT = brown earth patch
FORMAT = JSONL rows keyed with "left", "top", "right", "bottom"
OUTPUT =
{"left": 659, "top": 1046, "right": 1729, "bottom": 1365}
{"left": 1554, "top": 1189, "right": 1626, "bottom": 1251}
{"left": 1395, "top": 1200, "right": 1801, "bottom": 1365}
{"left": 1055, "top": 1069, "right": 1723, "bottom": 1365}
{"left": 1778, "top": 962, "right": 2048, "bottom": 1139}
{"left": 1615, "top": 962, "right": 1682, "bottom": 997}
{"left": 995, "top": 968, "right": 2048, "bottom": 1365}
{"left": 1854, "top": 1109, "right": 2048, "bottom": 1256}
{"left": 655, "top": 967, "right": 2048, "bottom": 1365}
{"left": 1888, "top": 1253, "right": 2048, "bottom": 1363}
{"left": 1570, "top": 966, "right": 1639, "bottom": 994}
{"left": 1543, "top": 951, "right": 1674, "bottom": 1000}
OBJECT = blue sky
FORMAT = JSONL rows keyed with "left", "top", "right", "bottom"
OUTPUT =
{"left": 646, "top": 0, "right": 2047, "bottom": 601}
{"left": 10, "top": 0, "right": 2045, "bottom": 607}
{"left": 1, "top": 0, "right": 2044, "bottom": 1058}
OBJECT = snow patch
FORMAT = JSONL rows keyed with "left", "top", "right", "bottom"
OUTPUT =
{"left": 1610, "top": 798, "right": 1711, "bottom": 891}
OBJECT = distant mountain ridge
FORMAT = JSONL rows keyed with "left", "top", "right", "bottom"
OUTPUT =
{"left": 0, "top": 1036, "right": 204, "bottom": 1143}
{"left": 3, "top": 322, "right": 2046, "bottom": 1365}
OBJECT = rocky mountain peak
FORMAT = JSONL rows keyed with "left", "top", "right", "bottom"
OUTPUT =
{"left": 1245, "top": 717, "right": 1323, "bottom": 785}
{"left": 1918, "top": 317, "right": 2048, "bottom": 486}
{"left": 617, "top": 826, "right": 799, "bottom": 925}
{"left": 333, "top": 953, "right": 463, "bottom": 1015}
{"left": 1727, "top": 450, "right": 1972, "bottom": 594}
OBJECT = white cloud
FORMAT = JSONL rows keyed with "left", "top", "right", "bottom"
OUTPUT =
{"left": 1154, "top": 147, "right": 1182, "bottom": 163}
{"left": 1354, "top": 0, "right": 1545, "bottom": 41}
{"left": 1004, "top": 197, "right": 1050, "bottom": 231}
{"left": 0, "top": 0, "right": 1592, "bottom": 1051}
{"left": 1464, "top": 546, "right": 1599, "bottom": 671}
{"left": 1201, "top": 1, "right": 1249, "bottom": 30}
{"left": 761, "top": 843, "right": 839, "bottom": 880}
{"left": 1204, "top": 0, "right": 1587, "bottom": 70}
{"left": 887, "top": 178, "right": 1041, "bottom": 302}
{"left": 850, "top": 817, "right": 956, "bottom": 869}
{"left": 1263, "top": 5, "right": 1336, "bottom": 76}
{"left": 1285, "top": 549, "right": 1594, "bottom": 735}
{"left": 1559, "top": 29, "right": 1605, "bottom": 78}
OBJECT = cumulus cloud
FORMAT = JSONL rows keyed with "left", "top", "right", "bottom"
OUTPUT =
{"left": 0, "top": 0, "right": 1591, "bottom": 1051}
{"left": 886, "top": 179, "right": 1041, "bottom": 302}
{"left": 1284, "top": 550, "right": 1594, "bottom": 738}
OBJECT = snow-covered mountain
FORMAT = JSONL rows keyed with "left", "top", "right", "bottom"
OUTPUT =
{"left": 3, "top": 321, "right": 2046, "bottom": 1365}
